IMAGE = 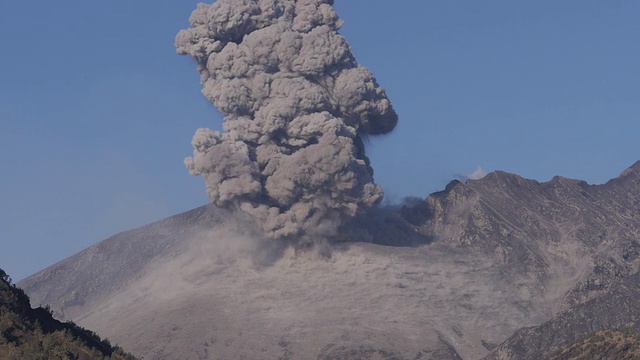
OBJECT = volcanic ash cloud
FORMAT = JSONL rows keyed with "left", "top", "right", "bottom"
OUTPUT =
{"left": 176, "top": 0, "right": 398, "bottom": 241}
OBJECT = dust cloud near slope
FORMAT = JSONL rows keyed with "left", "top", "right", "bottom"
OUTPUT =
{"left": 176, "top": 0, "right": 398, "bottom": 243}
{"left": 63, "top": 220, "right": 582, "bottom": 360}
{"left": 22, "top": 164, "right": 640, "bottom": 359}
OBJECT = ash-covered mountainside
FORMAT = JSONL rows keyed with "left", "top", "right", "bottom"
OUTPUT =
{"left": 18, "top": 205, "right": 231, "bottom": 317}
{"left": 417, "top": 160, "right": 640, "bottom": 286}
{"left": 411, "top": 161, "right": 640, "bottom": 359}
{"left": 408, "top": 161, "right": 640, "bottom": 359}
{"left": 18, "top": 161, "right": 640, "bottom": 359}
{"left": 487, "top": 272, "right": 640, "bottom": 360}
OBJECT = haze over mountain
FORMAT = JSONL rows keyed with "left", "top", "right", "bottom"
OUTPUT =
{"left": 10, "top": 1, "right": 640, "bottom": 359}
{"left": 19, "top": 161, "right": 640, "bottom": 359}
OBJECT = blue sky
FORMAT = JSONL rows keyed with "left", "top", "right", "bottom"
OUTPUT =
{"left": 1, "top": 1, "right": 638, "bottom": 281}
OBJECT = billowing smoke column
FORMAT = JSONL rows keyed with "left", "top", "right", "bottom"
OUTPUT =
{"left": 176, "top": 0, "right": 398, "bottom": 241}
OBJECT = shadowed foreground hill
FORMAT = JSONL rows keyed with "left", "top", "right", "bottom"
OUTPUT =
{"left": 18, "top": 161, "right": 640, "bottom": 359}
{"left": 0, "top": 268, "right": 136, "bottom": 360}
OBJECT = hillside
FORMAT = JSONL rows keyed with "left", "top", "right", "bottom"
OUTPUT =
{"left": 18, "top": 161, "right": 640, "bottom": 359}
{"left": 0, "top": 268, "right": 136, "bottom": 360}
{"left": 549, "top": 329, "right": 640, "bottom": 360}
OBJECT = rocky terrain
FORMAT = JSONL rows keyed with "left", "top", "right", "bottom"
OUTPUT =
{"left": 18, "top": 161, "right": 640, "bottom": 359}
{"left": 549, "top": 328, "right": 640, "bottom": 360}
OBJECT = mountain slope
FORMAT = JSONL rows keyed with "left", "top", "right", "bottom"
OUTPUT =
{"left": 486, "top": 271, "right": 640, "bottom": 359}
{"left": 18, "top": 161, "right": 640, "bottom": 359}
{"left": 549, "top": 328, "right": 640, "bottom": 360}
{"left": 480, "top": 162, "right": 640, "bottom": 359}
{"left": 17, "top": 205, "right": 229, "bottom": 320}
{"left": 0, "top": 268, "right": 136, "bottom": 360}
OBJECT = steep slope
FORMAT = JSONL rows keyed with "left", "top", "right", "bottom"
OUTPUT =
{"left": 486, "top": 271, "right": 640, "bottom": 359}
{"left": 18, "top": 205, "right": 229, "bottom": 320}
{"left": 18, "top": 161, "right": 640, "bottom": 359}
{"left": 0, "top": 268, "right": 136, "bottom": 360}
{"left": 480, "top": 162, "right": 640, "bottom": 359}
{"left": 549, "top": 328, "right": 640, "bottom": 360}
{"left": 413, "top": 161, "right": 640, "bottom": 358}
{"left": 418, "top": 160, "right": 640, "bottom": 289}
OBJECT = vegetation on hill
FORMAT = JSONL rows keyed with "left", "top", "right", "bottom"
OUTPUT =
{"left": 0, "top": 268, "right": 136, "bottom": 360}
{"left": 549, "top": 328, "right": 640, "bottom": 360}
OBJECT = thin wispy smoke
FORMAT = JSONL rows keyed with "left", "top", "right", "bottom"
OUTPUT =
{"left": 455, "top": 166, "right": 488, "bottom": 182}
{"left": 176, "top": 0, "right": 398, "bottom": 242}
{"left": 468, "top": 166, "right": 487, "bottom": 180}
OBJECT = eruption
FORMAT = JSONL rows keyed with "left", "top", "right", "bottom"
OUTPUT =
{"left": 176, "top": 0, "right": 398, "bottom": 241}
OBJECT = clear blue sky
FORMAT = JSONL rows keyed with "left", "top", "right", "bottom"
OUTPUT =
{"left": 1, "top": 1, "right": 638, "bottom": 281}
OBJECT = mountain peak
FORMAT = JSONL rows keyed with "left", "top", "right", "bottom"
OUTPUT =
{"left": 618, "top": 160, "right": 640, "bottom": 179}
{"left": 468, "top": 169, "right": 537, "bottom": 190}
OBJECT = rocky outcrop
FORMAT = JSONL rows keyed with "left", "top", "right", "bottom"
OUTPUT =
{"left": 487, "top": 272, "right": 640, "bottom": 359}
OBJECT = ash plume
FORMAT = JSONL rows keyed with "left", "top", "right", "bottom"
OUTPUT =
{"left": 176, "top": 0, "right": 398, "bottom": 241}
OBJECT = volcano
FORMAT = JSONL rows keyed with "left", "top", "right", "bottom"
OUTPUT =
{"left": 18, "top": 161, "right": 640, "bottom": 359}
